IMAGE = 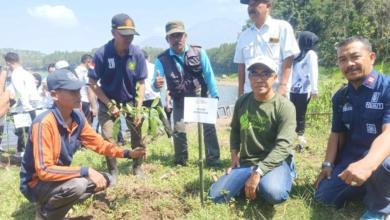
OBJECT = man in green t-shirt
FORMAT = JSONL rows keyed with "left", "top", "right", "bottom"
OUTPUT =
{"left": 208, "top": 56, "right": 296, "bottom": 204}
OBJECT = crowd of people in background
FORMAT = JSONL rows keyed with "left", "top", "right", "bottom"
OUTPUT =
{"left": 0, "top": 0, "right": 388, "bottom": 219}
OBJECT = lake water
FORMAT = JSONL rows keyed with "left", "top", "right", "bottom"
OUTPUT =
{"left": 0, "top": 83, "right": 238, "bottom": 148}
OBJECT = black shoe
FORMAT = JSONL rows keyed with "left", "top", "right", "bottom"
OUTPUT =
{"left": 174, "top": 158, "right": 188, "bottom": 167}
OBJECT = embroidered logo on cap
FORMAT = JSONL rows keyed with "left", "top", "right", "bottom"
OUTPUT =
{"left": 366, "top": 74, "right": 376, "bottom": 86}
{"left": 125, "top": 19, "right": 133, "bottom": 27}
{"left": 67, "top": 72, "right": 78, "bottom": 81}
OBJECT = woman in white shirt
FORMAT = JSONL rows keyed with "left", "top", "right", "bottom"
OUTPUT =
{"left": 290, "top": 31, "right": 319, "bottom": 144}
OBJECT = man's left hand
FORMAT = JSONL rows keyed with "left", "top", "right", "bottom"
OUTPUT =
{"left": 276, "top": 84, "right": 287, "bottom": 97}
{"left": 338, "top": 161, "right": 373, "bottom": 186}
{"left": 245, "top": 171, "right": 261, "bottom": 200}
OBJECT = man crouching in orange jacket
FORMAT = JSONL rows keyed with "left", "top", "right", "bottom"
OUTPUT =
{"left": 19, "top": 68, "right": 146, "bottom": 220}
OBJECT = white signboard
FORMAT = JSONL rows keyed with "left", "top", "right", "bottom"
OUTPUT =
{"left": 13, "top": 113, "right": 32, "bottom": 128}
{"left": 184, "top": 97, "right": 218, "bottom": 124}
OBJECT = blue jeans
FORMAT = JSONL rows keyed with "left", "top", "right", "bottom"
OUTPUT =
{"left": 315, "top": 151, "right": 390, "bottom": 215}
{"left": 208, "top": 162, "right": 292, "bottom": 204}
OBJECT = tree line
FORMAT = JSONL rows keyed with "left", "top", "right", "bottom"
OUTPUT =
{"left": 0, "top": 0, "right": 388, "bottom": 73}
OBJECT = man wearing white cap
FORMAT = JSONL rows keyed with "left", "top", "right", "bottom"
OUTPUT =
{"left": 208, "top": 56, "right": 296, "bottom": 205}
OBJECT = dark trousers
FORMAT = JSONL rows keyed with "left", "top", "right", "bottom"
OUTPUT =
{"left": 290, "top": 93, "right": 311, "bottom": 135}
{"left": 98, "top": 103, "right": 143, "bottom": 174}
{"left": 33, "top": 173, "right": 112, "bottom": 220}
{"left": 12, "top": 110, "right": 38, "bottom": 152}
{"left": 315, "top": 152, "right": 390, "bottom": 215}
{"left": 172, "top": 99, "right": 220, "bottom": 165}
{"left": 143, "top": 99, "right": 172, "bottom": 138}
{"left": 81, "top": 102, "right": 93, "bottom": 125}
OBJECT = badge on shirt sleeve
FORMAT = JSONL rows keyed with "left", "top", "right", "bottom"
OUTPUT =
{"left": 90, "top": 63, "right": 95, "bottom": 70}
{"left": 108, "top": 58, "right": 115, "bottom": 69}
{"left": 367, "top": 124, "right": 377, "bottom": 134}
{"left": 269, "top": 37, "right": 280, "bottom": 43}
{"left": 129, "top": 62, "right": 136, "bottom": 70}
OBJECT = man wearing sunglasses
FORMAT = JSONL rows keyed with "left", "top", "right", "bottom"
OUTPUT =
{"left": 209, "top": 56, "right": 296, "bottom": 205}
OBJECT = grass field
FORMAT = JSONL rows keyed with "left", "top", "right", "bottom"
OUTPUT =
{"left": 1, "top": 63, "right": 389, "bottom": 220}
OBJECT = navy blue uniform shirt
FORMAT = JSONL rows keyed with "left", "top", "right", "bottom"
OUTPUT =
{"left": 332, "top": 69, "right": 390, "bottom": 157}
{"left": 88, "top": 39, "right": 147, "bottom": 106}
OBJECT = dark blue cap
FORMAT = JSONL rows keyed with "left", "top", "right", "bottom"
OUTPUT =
{"left": 47, "top": 69, "right": 89, "bottom": 91}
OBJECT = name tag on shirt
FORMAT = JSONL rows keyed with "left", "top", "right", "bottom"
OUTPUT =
{"left": 269, "top": 37, "right": 280, "bottom": 43}
{"left": 366, "top": 102, "right": 383, "bottom": 109}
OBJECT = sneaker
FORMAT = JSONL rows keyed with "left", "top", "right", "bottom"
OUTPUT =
{"left": 297, "top": 135, "right": 307, "bottom": 144}
{"left": 14, "top": 151, "right": 24, "bottom": 158}
{"left": 360, "top": 210, "right": 389, "bottom": 220}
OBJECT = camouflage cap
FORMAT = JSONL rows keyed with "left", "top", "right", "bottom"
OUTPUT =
{"left": 165, "top": 20, "right": 185, "bottom": 36}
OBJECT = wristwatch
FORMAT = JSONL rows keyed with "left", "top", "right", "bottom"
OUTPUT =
{"left": 255, "top": 167, "right": 265, "bottom": 176}
{"left": 322, "top": 162, "right": 334, "bottom": 168}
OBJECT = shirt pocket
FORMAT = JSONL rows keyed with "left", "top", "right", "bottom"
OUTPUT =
{"left": 342, "top": 111, "right": 353, "bottom": 130}
{"left": 361, "top": 108, "right": 383, "bottom": 135}
{"left": 243, "top": 42, "right": 255, "bottom": 63}
{"left": 268, "top": 42, "right": 281, "bottom": 60}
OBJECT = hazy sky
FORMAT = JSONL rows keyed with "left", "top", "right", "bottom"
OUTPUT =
{"left": 0, "top": 0, "right": 248, "bottom": 54}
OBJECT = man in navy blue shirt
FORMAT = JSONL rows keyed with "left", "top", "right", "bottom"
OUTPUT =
{"left": 315, "top": 36, "right": 390, "bottom": 220}
{"left": 88, "top": 14, "right": 148, "bottom": 182}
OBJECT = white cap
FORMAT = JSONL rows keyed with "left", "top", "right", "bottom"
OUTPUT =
{"left": 247, "top": 56, "right": 277, "bottom": 73}
{"left": 55, "top": 60, "right": 70, "bottom": 69}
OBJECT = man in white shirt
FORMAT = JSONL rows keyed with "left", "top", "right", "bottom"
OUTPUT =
{"left": 75, "top": 54, "right": 96, "bottom": 125}
{"left": 39, "top": 63, "right": 56, "bottom": 109}
{"left": 4, "top": 52, "right": 43, "bottom": 157}
{"left": 235, "top": 0, "right": 300, "bottom": 97}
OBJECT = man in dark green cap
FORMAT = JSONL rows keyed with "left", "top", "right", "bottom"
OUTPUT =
{"left": 151, "top": 20, "right": 221, "bottom": 168}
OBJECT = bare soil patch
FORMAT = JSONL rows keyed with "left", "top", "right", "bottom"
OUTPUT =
{"left": 71, "top": 171, "right": 189, "bottom": 220}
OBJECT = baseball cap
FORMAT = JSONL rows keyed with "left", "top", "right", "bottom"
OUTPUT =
{"left": 165, "top": 20, "right": 185, "bottom": 36}
{"left": 47, "top": 69, "right": 88, "bottom": 91}
{"left": 247, "top": 56, "right": 277, "bottom": 73}
{"left": 111, "top": 13, "right": 139, "bottom": 36}
{"left": 240, "top": 0, "right": 272, "bottom": 4}
{"left": 55, "top": 60, "right": 69, "bottom": 69}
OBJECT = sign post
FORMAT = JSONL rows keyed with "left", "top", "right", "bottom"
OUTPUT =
{"left": 196, "top": 89, "right": 204, "bottom": 205}
{"left": 184, "top": 90, "right": 218, "bottom": 205}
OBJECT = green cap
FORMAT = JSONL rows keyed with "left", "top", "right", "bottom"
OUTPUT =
{"left": 165, "top": 20, "right": 185, "bottom": 36}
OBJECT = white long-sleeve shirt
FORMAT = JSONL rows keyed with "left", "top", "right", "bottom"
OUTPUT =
{"left": 144, "top": 61, "right": 160, "bottom": 101}
{"left": 75, "top": 66, "right": 90, "bottom": 103}
{"left": 11, "top": 66, "right": 42, "bottom": 112}
{"left": 291, "top": 50, "right": 319, "bottom": 94}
